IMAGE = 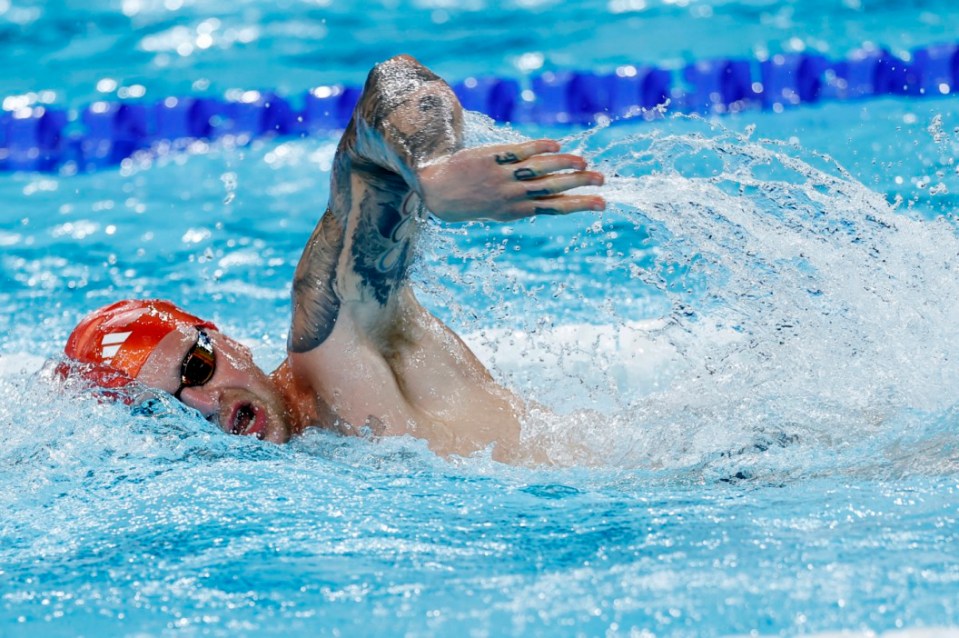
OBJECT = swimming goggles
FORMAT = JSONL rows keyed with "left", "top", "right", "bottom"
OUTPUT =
{"left": 173, "top": 328, "right": 216, "bottom": 399}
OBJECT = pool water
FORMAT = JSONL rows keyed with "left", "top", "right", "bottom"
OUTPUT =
{"left": 3, "top": 1, "right": 959, "bottom": 636}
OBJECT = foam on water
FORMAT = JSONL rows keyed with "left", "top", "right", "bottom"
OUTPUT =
{"left": 409, "top": 114, "right": 959, "bottom": 477}
{"left": 5, "top": 112, "right": 959, "bottom": 477}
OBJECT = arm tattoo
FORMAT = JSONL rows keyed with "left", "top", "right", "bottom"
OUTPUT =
{"left": 495, "top": 152, "right": 520, "bottom": 165}
{"left": 289, "top": 209, "right": 346, "bottom": 352}
{"left": 289, "top": 152, "right": 353, "bottom": 353}
{"left": 288, "top": 55, "right": 462, "bottom": 353}
{"left": 351, "top": 188, "right": 420, "bottom": 305}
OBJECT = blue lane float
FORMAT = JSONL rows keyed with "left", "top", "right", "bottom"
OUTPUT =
{"left": 759, "top": 54, "right": 829, "bottom": 109}
{"left": 0, "top": 108, "right": 68, "bottom": 172}
{"left": 909, "top": 43, "right": 958, "bottom": 96}
{"left": 2, "top": 41, "right": 958, "bottom": 173}
{"left": 303, "top": 86, "right": 361, "bottom": 132}
{"left": 682, "top": 59, "right": 755, "bottom": 113}
{"left": 453, "top": 77, "right": 520, "bottom": 124}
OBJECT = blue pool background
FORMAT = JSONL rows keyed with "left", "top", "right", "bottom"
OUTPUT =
{"left": 3, "top": 1, "right": 959, "bottom": 636}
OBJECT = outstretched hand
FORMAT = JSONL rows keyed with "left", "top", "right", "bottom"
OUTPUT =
{"left": 417, "top": 139, "right": 606, "bottom": 223}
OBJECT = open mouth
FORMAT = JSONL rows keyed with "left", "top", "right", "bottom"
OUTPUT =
{"left": 230, "top": 402, "right": 264, "bottom": 439}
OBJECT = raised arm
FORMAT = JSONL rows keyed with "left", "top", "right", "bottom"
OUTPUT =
{"left": 289, "top": 55, "right": 455, "bottom": 353}
{"left": 289, "top": 55, "right": 605, "bottom": 354}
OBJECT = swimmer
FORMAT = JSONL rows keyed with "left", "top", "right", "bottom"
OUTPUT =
{"left": 62, "top": 55, "right": 606, "bottom": 463}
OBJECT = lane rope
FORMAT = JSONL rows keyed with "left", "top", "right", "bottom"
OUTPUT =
{"left": 1, "top": 43, "right": 956, "bottom": 173}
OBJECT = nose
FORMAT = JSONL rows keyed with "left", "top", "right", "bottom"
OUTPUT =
{"left": 177, "top": 385, "right": 220, "bottom": 421}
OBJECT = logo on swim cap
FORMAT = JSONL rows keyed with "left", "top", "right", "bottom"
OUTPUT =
{"left": 63, "top": 299, "right": 217, "bottom": 387}
{"left": 99, "top": 330, "right": 133, "bottom": 362}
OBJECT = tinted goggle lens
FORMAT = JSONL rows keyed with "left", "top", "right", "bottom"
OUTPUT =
{"left": 174, "top": 329, "right": 216, "bottom": 398}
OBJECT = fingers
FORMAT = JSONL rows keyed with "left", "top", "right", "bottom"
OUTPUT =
{"left": 492, "top": 139, "right": 561, "bottom": 165}
{"left": 486, "top": 138, "right": 606, "bottom": 219}
{"left": 520, "top": 170, "right": 604, "bottom": 198}
{"left": 512, "top": 195, "right": 607, "bottom": 219}
{"left": 515, "top": 153, "right": 587, "bottom": 178}
{"left": 491, "top": 140, "right": 593, "bottom": 183}
{"left": 494, "top": 142, "right": 597, "bottom": 190}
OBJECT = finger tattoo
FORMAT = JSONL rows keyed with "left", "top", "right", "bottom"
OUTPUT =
{"left": 534, "top": 207, "right": 562, "bottom": 215}
{"left": 495, "top": 152, "right": 520, "bottom": 165}
{"left": 526, "top": 188, "right": 551, "bottom": 198}
{"left": 513, "top": 168, "right": 537, "bottom": 181}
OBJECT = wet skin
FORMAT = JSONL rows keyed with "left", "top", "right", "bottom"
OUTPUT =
{"left": 136, "top": 327, "right": 293, "bottom": 444}
{"left": 135, "top": 55, "right": 606, "bottom": 462}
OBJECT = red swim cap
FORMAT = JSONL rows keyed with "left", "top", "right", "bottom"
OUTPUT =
{"left": 63, "top": 299, "right": 218, "bottom": 387}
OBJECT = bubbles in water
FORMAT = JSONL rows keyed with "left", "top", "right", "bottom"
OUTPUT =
{"left": 221, "top": 170, "right": 237, "bottom": 205}
{"left": 928, "top": 113, "right": 945, "bottom": 144}
{"left": 5, "top": 108, "right": 959, "bottom": 478}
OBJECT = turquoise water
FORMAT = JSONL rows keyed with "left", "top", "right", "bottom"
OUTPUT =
{"left": 3, "top": 1, "right": 959, "bottom": 636}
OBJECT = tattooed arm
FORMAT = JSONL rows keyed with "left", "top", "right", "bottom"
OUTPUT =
{"left": 289, "top": 55, "right": 460, "bottom": 353}
{"left": 284, "top": 55, "right": 605, "bottom": 456}
{"left": 290, "top": 55, "right": 605, "bottom": 354}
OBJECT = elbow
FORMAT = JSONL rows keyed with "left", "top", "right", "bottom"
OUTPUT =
{"left": 363, "top": 55, "right": 445, "bottom": 105}
{"left": 383, "top": 53, "right": 419, "bottom": 67}
{"left": 360, "top": 54, "right": 463, "bottom": 143}
{"left": 376, "top": 54, "right": 429, "bottom": 76}
{"left": 358, "top": 56, "right": 433, "bottom": 119}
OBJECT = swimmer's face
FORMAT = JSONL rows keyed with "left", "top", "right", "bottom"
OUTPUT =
{"left": 136, "top": 326, "right": 291, "bottom": 443}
